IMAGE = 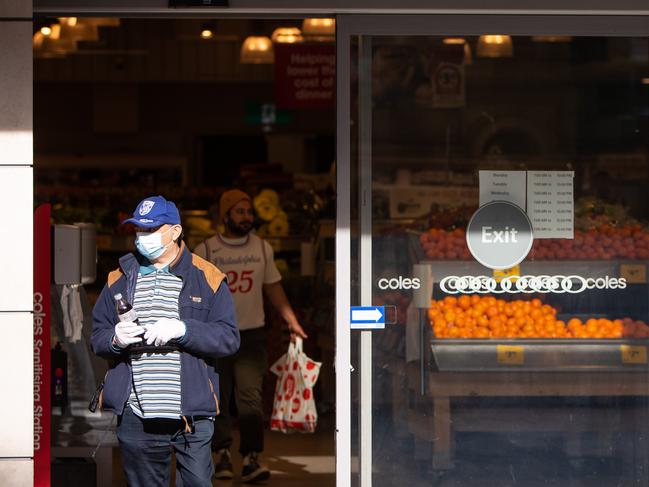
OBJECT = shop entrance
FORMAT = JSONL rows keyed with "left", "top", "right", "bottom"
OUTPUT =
{"left": 337, "top": 14, "right": 649, "bottom": 487}
{"left": 26, "top": 7, "right": 649, "bottom": 487}
{"left": 34, "top": 16, "right": 336, "bottom": 487}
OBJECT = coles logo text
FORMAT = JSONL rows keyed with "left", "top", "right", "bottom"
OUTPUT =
{"left": 440, "top": 275, "right": 626, "bottom": 294}
{"left": 378, "top": 276, "right": 421, "bottom": 290}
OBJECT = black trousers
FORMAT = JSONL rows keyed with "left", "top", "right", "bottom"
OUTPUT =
{"left": 212, "top": 328, "right": 268, "bottom": 455}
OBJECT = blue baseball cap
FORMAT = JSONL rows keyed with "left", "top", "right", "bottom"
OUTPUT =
{"left": 122, "top": 195, "right": 181, "bottom": 228}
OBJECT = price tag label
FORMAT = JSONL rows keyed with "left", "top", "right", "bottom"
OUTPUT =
{"left": 621, "top": 345, "right": 647, "bottom": 364}
{"left": 620, "top": 264, "right": 647, "bottom": 284}
{"left": 493, "top": 265, "right": 520, "bottom": 282}
{"left": 497, "top": 345, "right": 524, "bottom": 365}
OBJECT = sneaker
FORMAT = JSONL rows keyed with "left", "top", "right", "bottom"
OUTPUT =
{"left": 213, "top": 449, "right": 233, "bottom": 480}
{"left": 241, "top": 452, "right": 270, "bottom": 483}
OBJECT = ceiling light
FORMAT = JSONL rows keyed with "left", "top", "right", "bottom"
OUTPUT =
{"left": 302, "top": 18, "right": 335, "bottom": 41}
{"left": 442, "top": 37, "right": 472, "bottom": 65}
{"left": 37, "top": 23, "right": 62, "bottom": 41}
{"left": 272, "top": 27, "right": 304, "bottom": 44}
{"left": 59, "top": 17, "right": 78, "bottom": 27}
{"left": 240, "top": 36, "right": 274, "bottom": 64}
{"left": 200, "top": 22, "right": 215, "bottom": 40}
{"left": 33, "top": 26, "right": 75, "bottom": 58}
{"left": 477, "top": 35, "right": 513, "bottom": 58}
{"left": 443, "top": 38, "right": 466, "bottom": 45}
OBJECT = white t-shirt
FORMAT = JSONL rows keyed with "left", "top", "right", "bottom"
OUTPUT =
{"left": 194, "top": 233, "right": 282, "bottom": 330}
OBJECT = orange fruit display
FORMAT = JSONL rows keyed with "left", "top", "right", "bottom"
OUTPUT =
{"left": 428, "top": 295, "right": 647, "bottom": 339}
{"left": 419, "top": 225, "right": 649, "bottom": 261}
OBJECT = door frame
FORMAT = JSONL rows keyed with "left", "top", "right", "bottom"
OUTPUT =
{"left": 335, "top": 12, "right": 649, "bottom": 487}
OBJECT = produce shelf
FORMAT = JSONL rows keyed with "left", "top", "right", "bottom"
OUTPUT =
{"left": 431, "top": 339, "right": 649, "bottom": 372}
{"left": 418, "top": 260, "right": 647, "bottom": 281}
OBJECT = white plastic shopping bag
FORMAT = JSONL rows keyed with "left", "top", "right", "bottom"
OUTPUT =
{"left": 270, "top": 337, "right": 321, "bottom": 433}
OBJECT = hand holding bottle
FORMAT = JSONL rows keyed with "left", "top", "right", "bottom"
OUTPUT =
{"left": 113, "top": 321, "right": 145, "bottom": 348}
{"left": 113, "top": 293, "right": 145, "bottom": 348}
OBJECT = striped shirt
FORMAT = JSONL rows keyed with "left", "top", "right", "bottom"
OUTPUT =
{"left": 127, "top": 264, "right": 183, "bottom": 419}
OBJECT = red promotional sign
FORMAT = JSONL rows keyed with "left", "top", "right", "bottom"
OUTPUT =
{"left": 34, "top": 204, "right": 51, "bottom": 487}
{"left": 274, "top": 44, "right": 335, "bottom": 109}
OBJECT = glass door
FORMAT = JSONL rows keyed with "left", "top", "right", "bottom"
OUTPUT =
{"left": 336, "top": 14, "right": 649, "bottom": 487}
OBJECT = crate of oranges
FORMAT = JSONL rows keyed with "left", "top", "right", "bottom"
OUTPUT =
{"left": 428, "top": 295, "right": 649, "bottom": 339}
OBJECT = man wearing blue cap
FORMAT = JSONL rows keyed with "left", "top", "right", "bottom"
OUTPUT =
{"left": 91, "top": 195, "right": 240, "bottom": 487}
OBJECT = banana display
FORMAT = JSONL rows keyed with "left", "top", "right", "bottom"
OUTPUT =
{"left": 254, "top": 188, "right": 290, "bottom": 238}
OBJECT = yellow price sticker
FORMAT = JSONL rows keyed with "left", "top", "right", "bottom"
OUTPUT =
{"left": 497, "top": 345, "right": 524, "bottom": 365}
{"left": 621, "top": 345, "right": 647, "bottom": 364}
{"left": 493, "top": 265, "right": 520, "bottom": 282}
{"left": 620, "top": 264, "right": 647, "bottom": 284}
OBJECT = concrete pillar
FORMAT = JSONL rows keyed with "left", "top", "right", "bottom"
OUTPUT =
{"left": 0, "top": 1, "right": 34, "bottom": 486}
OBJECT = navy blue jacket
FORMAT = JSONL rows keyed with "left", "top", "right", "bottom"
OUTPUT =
{"left": 91, "top": 243, "right": 240, "bottom": 417}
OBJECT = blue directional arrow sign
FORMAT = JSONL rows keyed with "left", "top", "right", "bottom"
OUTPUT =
{"left": 350, "top": 306, "right": 385, "bottom": 330}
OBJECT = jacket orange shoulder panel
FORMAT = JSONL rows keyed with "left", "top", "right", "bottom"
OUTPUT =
{"left": 191, "top": 254, "right": 226, "bottom": 293}
{"left": 107, "top": 268, "right": 124, "bottom": 288}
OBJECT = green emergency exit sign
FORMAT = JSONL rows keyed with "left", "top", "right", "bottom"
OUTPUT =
{"left": 245, "top": 102, "right": 293, "bottom": 126}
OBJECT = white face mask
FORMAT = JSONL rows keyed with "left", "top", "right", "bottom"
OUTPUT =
{"left": 135, "top": 227, "right": 174, "bottom": 260}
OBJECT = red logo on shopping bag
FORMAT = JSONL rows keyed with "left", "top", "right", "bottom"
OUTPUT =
{"left": 284, "top": 373, "right": 296, "bottom": 400}
{"left": 292, "top": 397, "right": 301, "bottom": 413}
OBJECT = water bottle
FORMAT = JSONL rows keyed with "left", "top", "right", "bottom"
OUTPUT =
{"left": 114, "top": 293, "right": 144, "bottom": 350}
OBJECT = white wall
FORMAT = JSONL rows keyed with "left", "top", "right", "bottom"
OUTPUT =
{"left": 0, "top": 1, "right": 34, "bottom": 485}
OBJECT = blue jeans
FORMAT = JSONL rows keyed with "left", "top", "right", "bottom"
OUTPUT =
{"left": 117, "top": 406, "right": 214, "bottom": 487}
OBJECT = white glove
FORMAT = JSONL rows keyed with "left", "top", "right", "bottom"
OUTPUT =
{"left": 113, "top": 321, "right": 145, "bottom": 348}
{"left": 144, "top": 318, "right": 186, "bottom": 347}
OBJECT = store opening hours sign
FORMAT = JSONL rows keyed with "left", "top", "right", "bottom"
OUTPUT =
{"left": 274, "top": 44, "right": 335, "bottom": 109}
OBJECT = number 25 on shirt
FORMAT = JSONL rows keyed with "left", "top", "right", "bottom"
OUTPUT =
{"left": 226, "top": 270, "right": 254, "bottom": 294}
